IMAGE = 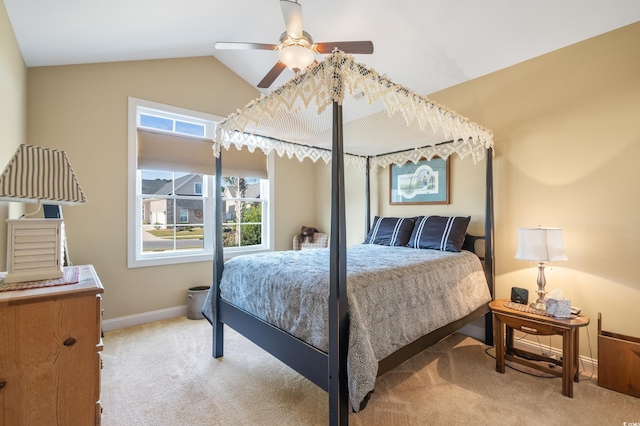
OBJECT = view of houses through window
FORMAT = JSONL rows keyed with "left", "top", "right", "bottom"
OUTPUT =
{"left": 140, "top": 171, "right": 264, "bottom": 253}
{"left": 129, "top": 98, "right": 269, "bottom": 268}
{"left": 140, "top": 170, "right": 206, "bottom": 253}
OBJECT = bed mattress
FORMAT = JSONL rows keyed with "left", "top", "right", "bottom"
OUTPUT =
{"left": 203, "top": 244, "right": 491, "bottom": 411}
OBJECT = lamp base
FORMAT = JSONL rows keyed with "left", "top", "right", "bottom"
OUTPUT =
{"left": 530, "top": 300, "right": 546, "bottom": 311}
{"left": 529, "top": 262, "right": 548, "bottom": 311}
{"left": 5, "top": 218, "right": 64, "bottom": 284}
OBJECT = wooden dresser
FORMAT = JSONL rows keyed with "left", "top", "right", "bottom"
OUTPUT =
{"left": 0, "top": 265, "right": 104, "bottom": 425}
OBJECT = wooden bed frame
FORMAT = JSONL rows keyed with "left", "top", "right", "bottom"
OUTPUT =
{"left": 210, "top": 102, "right": 495, "bottom": 425}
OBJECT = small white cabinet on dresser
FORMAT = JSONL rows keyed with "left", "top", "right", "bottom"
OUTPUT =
{"left": 0, "top": 265, "right": 104, "bottom": 425}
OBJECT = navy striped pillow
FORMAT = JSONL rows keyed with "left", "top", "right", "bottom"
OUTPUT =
{"left": 364, "top": 216, "right": 416, "bottom": 247}
{"left": 407, "top": 216, "right": 471, "bottom": 252}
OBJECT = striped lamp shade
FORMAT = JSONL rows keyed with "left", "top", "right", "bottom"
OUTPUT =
{"left": 0, "top": 144, "right": 87, "bottom": 205}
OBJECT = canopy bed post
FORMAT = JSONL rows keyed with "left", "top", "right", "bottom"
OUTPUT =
{"left": 365, "top": 157, "right": 371, "bottom": 235}
{"left": 328, "top": 101, "right": 349, "bottom": 426}
{"left": 484, "top": 146, "right": 495, "bottom": 345}
{"left": 212, "top": 152, "right": 224, "bottom": 358}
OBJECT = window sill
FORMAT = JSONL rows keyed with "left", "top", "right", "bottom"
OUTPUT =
{"left": 128, "top": 247, "right": 273, "bottom": 268}
{"left": 128, "top": 251, "right": 214, "bottom": 268}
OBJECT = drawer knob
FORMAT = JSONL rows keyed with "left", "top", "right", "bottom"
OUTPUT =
{"left": 521, "top": 326, "right": 538, "bottom": 333}
{"left": 0, "top": 380, "right": 7, "bottom": 390}
{"left": 63, "top": 337, "right": 78, "bottom": 346}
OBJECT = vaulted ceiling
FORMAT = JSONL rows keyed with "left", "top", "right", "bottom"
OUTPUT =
{"left": 5, "top": 0, "right": 640, "bottom": 95}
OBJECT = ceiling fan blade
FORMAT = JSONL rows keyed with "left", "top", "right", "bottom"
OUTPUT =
{"left": 257, "top": 61, "right": 287, "bottom": 88}
{"left": 215, "top": 42, "right": 278, "bottom": 51}
{"left": 314, "top": 41, "right": 374, "bottom": 55}
{"left": 280, "top": 0, "right": 303, "bottom": 40}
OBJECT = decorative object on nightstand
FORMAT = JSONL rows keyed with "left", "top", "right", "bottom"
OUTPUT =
{"left": 515, "top": 226, "right": 567, "bottom": 311}
{"left": 510, "top": 286, "right": 529, "bottom": 304}
{"left": 0, "top": 144, "right": 87, "bottom": 283}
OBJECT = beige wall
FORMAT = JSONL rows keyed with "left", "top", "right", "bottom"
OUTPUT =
{"left": 428, "top": 22, "right": 640, "bottom": 357}
{"left": 26, "top": 57, "right": 318, "bottom": 320}
{"left": 315, "top": 161, "right": 368, "bottom": 246}
{"left": 273, "top": 155, "right": 320, "bottom": 249}
{"left": 0, "top": 1, "right": 27, "bottom": 268}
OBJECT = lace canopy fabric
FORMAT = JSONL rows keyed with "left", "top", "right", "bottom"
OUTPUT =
{"left": 214, "top": 51, "right": 494, "bottom": 169}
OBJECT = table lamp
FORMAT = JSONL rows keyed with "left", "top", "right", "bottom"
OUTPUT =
{"left": 0, "top": 144, "right": 87, "bottom": 283}
{"left": 515, "top": 226, "right": 568, "bottom": 311}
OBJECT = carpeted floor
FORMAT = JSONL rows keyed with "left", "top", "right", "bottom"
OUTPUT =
{"left": 101, "top": 316, "right": 640, "bottom": 425}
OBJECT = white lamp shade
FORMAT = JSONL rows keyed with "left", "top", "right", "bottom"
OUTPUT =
{"left": 0, "top": 144, "right": 87, "bottom": 205}
{"left": 278, "top": 45, "right": 315, "bottom": 71}
{"left": 515, "top": 227, "right": 568, "bottom": 262}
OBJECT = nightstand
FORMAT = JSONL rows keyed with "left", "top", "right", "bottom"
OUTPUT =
{"left": 489, "top": 298, "right": 590, "bottom": 397}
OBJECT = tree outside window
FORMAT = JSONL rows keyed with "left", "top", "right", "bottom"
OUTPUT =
{"left": 222, "top": 177, "right": 263, "bottom": 248}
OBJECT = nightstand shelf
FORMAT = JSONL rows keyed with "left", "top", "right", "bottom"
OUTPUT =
{"left": 489, "top": 299, "right": 590, "bottom": 397}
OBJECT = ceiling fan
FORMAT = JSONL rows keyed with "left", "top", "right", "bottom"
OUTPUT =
{"left": 215, "top": 0, "right": 374, "bottom": 88}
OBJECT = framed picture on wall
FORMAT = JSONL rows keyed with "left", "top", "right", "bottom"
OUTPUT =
{"left": 389, "top": 157, "right": 450, "bottom": 205}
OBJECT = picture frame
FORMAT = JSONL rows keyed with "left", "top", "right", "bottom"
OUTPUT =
{"left": 389, "top": 157, "right": 450, "bottom": 205}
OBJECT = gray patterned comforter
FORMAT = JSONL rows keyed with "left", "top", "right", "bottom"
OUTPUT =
{"left": 203, "top": 244, "right": 491, "bottom": 411}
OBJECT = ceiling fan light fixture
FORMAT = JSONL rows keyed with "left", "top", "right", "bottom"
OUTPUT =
{"left": 278, "top": 45, "right": 314, "bottom": 71}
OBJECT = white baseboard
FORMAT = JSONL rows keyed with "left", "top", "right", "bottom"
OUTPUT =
{"left": 512, "top": 336, "right": 598, "bottom": 377}
{"left": 102, "top": 305, "right": 187, "bottom": 332}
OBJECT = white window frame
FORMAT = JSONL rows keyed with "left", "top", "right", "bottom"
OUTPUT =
{"left": 128, "top": 97, "right": 274, "bottom": 268}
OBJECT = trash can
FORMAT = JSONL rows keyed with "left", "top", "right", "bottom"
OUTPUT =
{"left": 187, "top": 286, "right": 210, "bottom": 320}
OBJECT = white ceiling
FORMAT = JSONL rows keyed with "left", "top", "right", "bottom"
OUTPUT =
{"left": 5, "top": 0, "right": 640, "bottom": 95}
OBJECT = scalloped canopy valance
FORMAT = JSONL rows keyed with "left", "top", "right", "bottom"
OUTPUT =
{"left": 214, "top": 51, "right": 493, "bottom": 169}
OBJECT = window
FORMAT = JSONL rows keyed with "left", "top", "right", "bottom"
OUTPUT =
{"left": 128, "top": 98, "right": 272, "bottom": 268}
{"left": 179, "top": 207, "right": 189, "bottom": 224}
{"left": 221, "top": 177, "right": 265, "bottom": 248}
{"left": 141, "top": 171, "right": 205, "bottom": 251}
{"left": 139, "top": 113, "right": 205, "bottom": 137}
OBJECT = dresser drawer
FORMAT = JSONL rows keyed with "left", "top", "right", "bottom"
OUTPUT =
{"left": 0, "top": 265, "right": 104, "bottom": 425}
{"left": 497, "top": 313, "right": 561, "bottom": 335}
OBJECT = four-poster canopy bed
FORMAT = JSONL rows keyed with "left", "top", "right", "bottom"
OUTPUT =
{"left": 202, "top": 51, "right": 495, "bottom": 426}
